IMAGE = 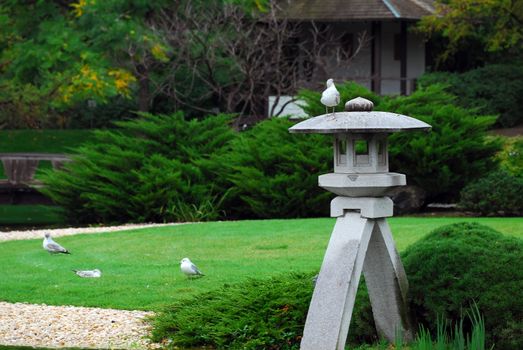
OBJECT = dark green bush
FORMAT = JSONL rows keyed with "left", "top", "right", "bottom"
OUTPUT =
{"left": 458, "top": 170, "right": 523, "bottom": 216}
{"left": 418, "top": 64, "right": 523, "bottom": 127}
{"left": 299, "top": 83, "right": 501, "bottom": 202}
{"left": 382, "top": 86, "right": 501, "bottom": 202}
{"left": 221, "top": 118, "right": 332, "bottom": 218}
{"left": 403, "top": 222, "right": 523, "bottom": 350}
{"left": 153, "top": 223, "right": 522, "bottom": 349}
{"left": 151, "top": 273, "right": 377, "bottom": 349}
{"left": 41, "top": 112, "right": 235, "bottom": 224}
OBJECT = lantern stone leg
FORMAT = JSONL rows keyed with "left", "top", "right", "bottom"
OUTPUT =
{"left": 300, "top": 196, "right": 412, "bottom": 350}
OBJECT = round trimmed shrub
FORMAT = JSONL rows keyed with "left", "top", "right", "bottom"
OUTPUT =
{"left": 403, "top": 222, "right": 523, "bottom": 350}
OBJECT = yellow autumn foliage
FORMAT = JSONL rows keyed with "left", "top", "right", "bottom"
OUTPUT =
{"left": 70, "top": 0, "right": 96, "bottom": 17}
{"left": 59, "top": 64, "right": 136, "bottom": 104}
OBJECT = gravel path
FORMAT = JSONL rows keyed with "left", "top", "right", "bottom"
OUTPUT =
{"left": 0, "top": 302, "right": 159, "bottom": 349}
{"left": 0, "top": 223, "right": 183, "bottom": 349}
{"left": 0, "top": 223, "right": 177, "bottom": 242}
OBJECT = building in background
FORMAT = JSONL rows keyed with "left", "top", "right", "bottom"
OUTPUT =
{"left": 269, "top": 0, "right": 434, "bottom": 117}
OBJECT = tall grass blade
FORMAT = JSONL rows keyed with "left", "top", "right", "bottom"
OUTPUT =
{"left": 414, "top": 324, "right": 433, "bottom": 350}
{"left": 436, "top": 315, "right": 448, "bottom": 350}
{"left": 452, "top": 316, "right": 465, "bottom": 350}
{"left": 467, "top": 302, "right": 486, "bottom": 350}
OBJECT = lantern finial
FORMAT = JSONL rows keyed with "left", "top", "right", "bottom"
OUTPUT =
{"left": 345, "top": 96, "right": 374, "bottom": 112}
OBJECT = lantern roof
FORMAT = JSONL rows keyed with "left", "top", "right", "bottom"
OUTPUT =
{"left": 289, "top": 97, "right": 431, "bottom": 134}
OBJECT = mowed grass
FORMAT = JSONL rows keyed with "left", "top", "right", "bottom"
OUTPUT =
{"left": 0, "top": 205, "right": 65, "bottom": 226}
{"left": 0, "top": 129, "right": 94, "bottom": 179}
{"left": 0, "top": 217, "right": 521, "bottom": 312}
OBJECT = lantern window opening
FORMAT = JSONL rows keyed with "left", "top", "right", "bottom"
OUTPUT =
{"left": 354, "top": 139, "right": 370, "bottom": 166}
{"left": 355, "top": 139, "right": 369, "bottom": 155}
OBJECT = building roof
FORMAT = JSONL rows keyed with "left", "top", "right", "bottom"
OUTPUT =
{"left": 278, "top": 0, "right": 435, "bottom": 21}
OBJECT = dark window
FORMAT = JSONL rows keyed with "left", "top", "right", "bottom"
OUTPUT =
{"left": 340, "top": 33, "right": 354, "bottom": 59}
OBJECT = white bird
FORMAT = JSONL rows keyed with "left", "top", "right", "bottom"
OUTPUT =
{"left": 43, "top": 233, "right": 70, "bottom": 254}
{"left": 73, "top": 269, "right": 102, "bottom": 278}
{"left": 180, "top": 258, "right": 204, "bottom": 277}
{"left": 320, "top": 78, "right": 340, "bottom": 114}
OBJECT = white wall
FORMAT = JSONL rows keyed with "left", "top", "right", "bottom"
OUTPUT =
{"left": 268, "top": 96, "right": 308, "bottom": 118}
{"left": 380, "top": 22, "right": 401, "bottom": 95}
{"left": 320, "top": 21, "right": 426, "bottom": 95}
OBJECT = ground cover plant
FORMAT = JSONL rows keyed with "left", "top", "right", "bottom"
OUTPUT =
{"left": 152, "top": 222, "right": 522, "bottom": 350}
{"left": 0, "top": 217, "right": 521, "bottom": 312}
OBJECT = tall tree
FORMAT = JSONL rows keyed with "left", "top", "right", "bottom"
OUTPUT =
{"left": 0, "top": 0, "right": 168, "bottom": 128}
{"left": 418, "top": 0, "right": 523, "bottom": 64}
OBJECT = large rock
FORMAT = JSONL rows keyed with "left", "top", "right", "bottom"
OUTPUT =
{"left": 388, "top": 185, "right": 426, "bottom": 215}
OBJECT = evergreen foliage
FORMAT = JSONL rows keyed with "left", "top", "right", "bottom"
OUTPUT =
{"left": 221, "top": 118, "right": 332, "bottom": 218}
{"left": 381, "top": 86, "right": 501, "bottom": 202}
{"left": 298, "top": 83, "right": 501, "bottom": 202}
{"left": 403, "top": 222, "right": 523, "bottom": 350}
{"left": 41, "top": 112, "right": 235, "bottom": 223}
{"left": 459, "top": 170, "right": 523, "bottom": 216}
{"left": 418, "top": 64, "right": 523, "bottom": 127}
{"left": 297, "top": 81, "right": 381, "bottom": 118}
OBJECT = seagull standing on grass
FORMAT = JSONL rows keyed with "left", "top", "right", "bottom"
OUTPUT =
{"left": 43, "top": 233, "right": 70, "bottom": 254}
{"left": 320, "top": 78, "right": 340, "bottom": 115}
{"left": 73, "top": 269, "right": 102, "bottom": 278}
{"left": 180, "top": 258, "right": 204, "bottom": 278}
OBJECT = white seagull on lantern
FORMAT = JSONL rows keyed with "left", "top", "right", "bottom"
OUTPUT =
{"left": 320, "top": 78, "right": 340, "bottom": 115}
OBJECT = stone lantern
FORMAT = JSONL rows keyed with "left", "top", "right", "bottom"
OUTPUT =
{"left": 289, "top": 97, "right": 431, "bottom": 350}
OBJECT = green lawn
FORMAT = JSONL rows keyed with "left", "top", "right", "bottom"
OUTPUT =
{"left": 0, "top": 217, "right": 521, "bottom": 312}
{"left": 0, "top": 129, "right": 94, "bottom": 178}
{"left": 0, "top": 129, "right": 94, "bottom": 153}
{"left": 0, "top": 205, "right": 65, "bottom": 226}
